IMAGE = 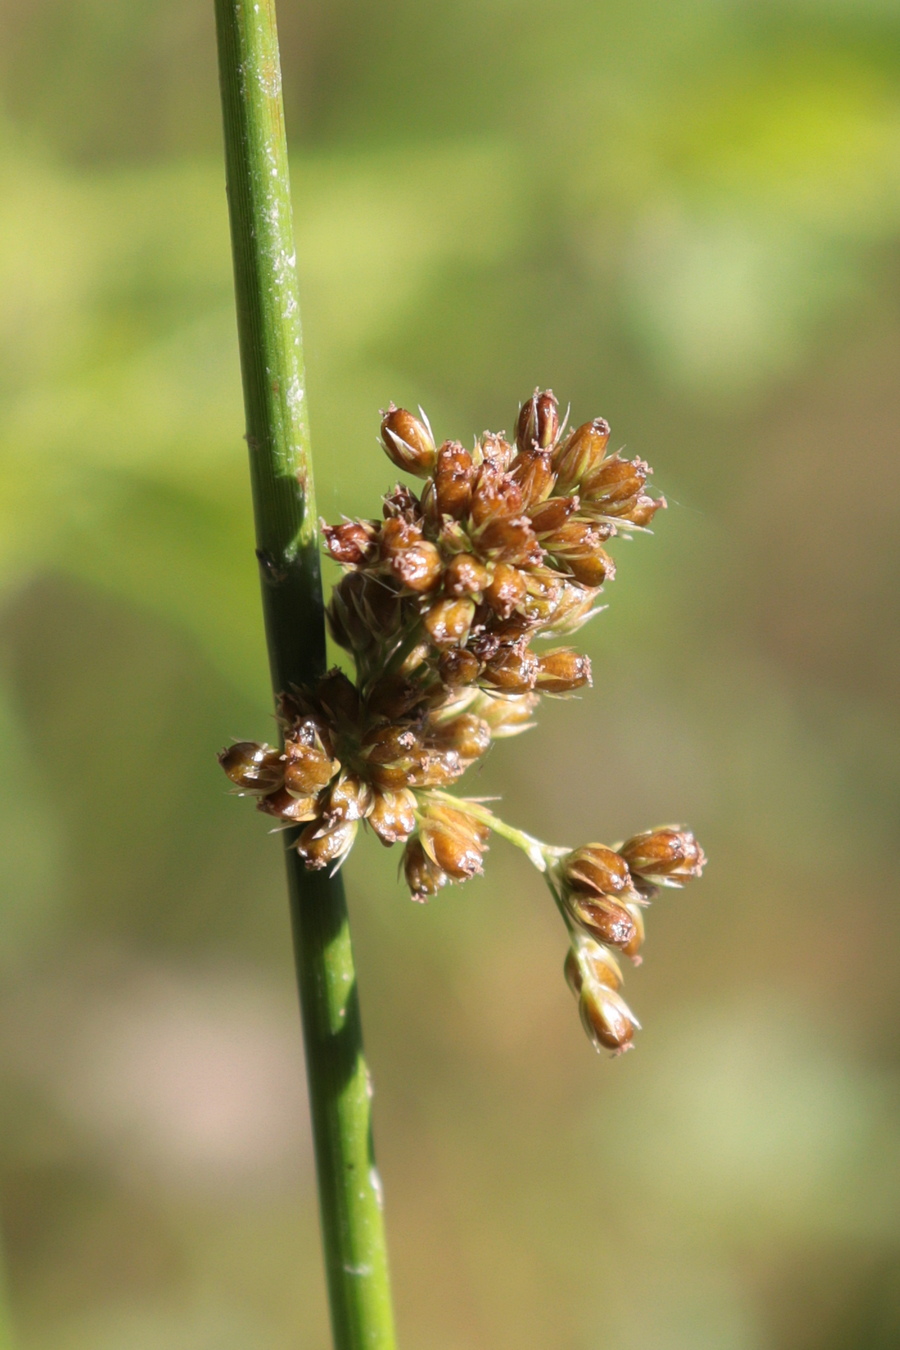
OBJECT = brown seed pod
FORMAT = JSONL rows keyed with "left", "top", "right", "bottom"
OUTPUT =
{"left": 626, "top": 494, "right": 667, "bottom": 528}
{"left": 567, "top": 893, "right": 638, "bottom": 953}
{"left": 324, "top": 773, "right": 375, "bottom": 823}
{"left": 562, "top": 844, "right": 632, "bottom": 897}
{"left": 368, "top": 788, "right": 417, "bottom": 845}
{"left": 508, "top": 448, "right": 556, "bottom": 508}
{"left": 552, "top": 418, "right": 611, "bottom": 493}
{"left": 283, "top": 740, "right": 340, "bottom": 796}
{"left": 426, "top": 712, "right": 491, "bottom": 762}
{"left": 219, "top": 741, "right": 284, "bottom": 794}
{"left": 580, "top": 454, "right": 648, "bottom": 513}
{"left": 381, "top": 404, "right": 437, "bottom": 477}
{"left": 419, "top": 803, "right": 490, "bottom": 880}
{"left": 515, "top": 388, "right": 559, "bottom": 453}
{"left": 423, "top": 597, "right": 477, "bottom": 650}
{"left": 535, "top": 648, "right": 592, "bottom": 695}
{"left": 484, "top": 561, "right": 527, "bottom": 618}
{"left": 479, "top": 432, "right": 515, "bottom": 470}
{"left": 438, "top": 648, "right": 482, "bottom": 687}
{"left": 444, "top": 553, "right": 490, "bottom": 596}
{"left": 403, "top": 836, "right": 450, "bottom": 901}
{"left": 481, "top": 642, "right": 539, "bottom": 694}
{"left": 475, "top": 515, "right": 541, "bottom": 567}
{"left": 528, "top": 494, "right": 580, "bottom": 536}
{"left": 296, "top": 817, "right": 359, "bottom": 869}
{"left": 564, "top": 940, "right": 624, "bottom": 995}
{"left": 469, "top": 465, "right": 524, "bottom": 529}
{"left": 257, "top": 787, "right": 319, "bottom": 822}
{"left": 579, "top": 983, "right": 639, "bottom": 1054}
{"left": 432, "top": 442, "right": 476, "bottom": 521}
{"left": 323, "top": 519, "right": 378, "bottom": 566}
{"left": 618, "top": 827, "right": 706, "bottom": 885}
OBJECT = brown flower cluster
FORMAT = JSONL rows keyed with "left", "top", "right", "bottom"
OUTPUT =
{"left": 220, "top": 390, "right": 706, "bottom": 1054}
{"left": 557, "top": 829, "right": 706, "bottom": 1054}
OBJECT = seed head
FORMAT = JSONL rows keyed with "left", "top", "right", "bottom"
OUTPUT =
{"left": 552, "top": 418, "right": 611, "bottom": 494}
{"left": 381, "top": 405, "right": 437, "bottom": 477}
{"left": 296, "top": 817, "right": 359, "bottom": 870}
{"left": 219, "top": 741, "right": 284, "bottom": 794}
{"left": 515, "top": 389, "right": 559, "bottom": 453}
{"left": 618, "top": 827, "right": 706, "bottom": 886}
{"left": 323, "top": 520, "right": 378, "bottom": 566}
{"left": 579, "top": 983, "right": 639, "bottom": 1055}
{"left": 419, "top": 802, "right": 490, "bottom": 881}
{"left": 368, "top": 788, "right": 418, "bottom": 846}
{"left": 535, "top": 648, "right": 592, "bottom": 695}
{"left": 403, "top": 836, "right": 450, "bottom": 901}
{"left": 562, "top": 844, "right": 632, "bottom": 897}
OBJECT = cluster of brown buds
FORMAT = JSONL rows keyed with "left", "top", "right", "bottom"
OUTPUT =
{"left": 220, "top": 390, "right": 705, "bottom": 1054}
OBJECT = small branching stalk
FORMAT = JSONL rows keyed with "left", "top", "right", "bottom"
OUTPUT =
{"left": 221, "top": 390, "right": 706, "bottom": 1055}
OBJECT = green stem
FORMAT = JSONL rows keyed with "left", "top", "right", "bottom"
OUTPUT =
{"left": 214, "top": 4, "right": 396, "bottom": 1347}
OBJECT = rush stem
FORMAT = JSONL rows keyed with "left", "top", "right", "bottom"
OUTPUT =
{"left": 213, "top": 4, "right": 397, "bottom": 1347}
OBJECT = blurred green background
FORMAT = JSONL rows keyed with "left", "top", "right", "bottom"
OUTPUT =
{"left": 1, "top": 0, "right": 900, "bottom": 1346}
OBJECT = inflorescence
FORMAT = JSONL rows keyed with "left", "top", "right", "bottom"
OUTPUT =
{"left": 220, "top": 390, "right": 705, "bottom": 1055}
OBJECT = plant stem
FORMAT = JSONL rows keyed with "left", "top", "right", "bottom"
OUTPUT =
{"left": 213, "top": 4, "right": 396, "bottom": 1347}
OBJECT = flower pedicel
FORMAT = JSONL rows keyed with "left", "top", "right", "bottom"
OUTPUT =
{"left": 220, "top": 390, "right": 706, "bottom": 1055}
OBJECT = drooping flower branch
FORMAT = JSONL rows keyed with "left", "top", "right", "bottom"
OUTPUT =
{"left": 221, "top": 390, "right": 705, "bottom": 1054}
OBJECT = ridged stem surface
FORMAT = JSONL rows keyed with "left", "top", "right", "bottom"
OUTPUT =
{"left": 214, "top": 3, "right": 396, "bottom": 1345}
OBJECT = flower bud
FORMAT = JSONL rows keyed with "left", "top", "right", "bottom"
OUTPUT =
{"left": 541, "top": 582, "right": 598, "bottom": 636}
{"left": 381, "top": 405, "right": 436, "bottom": 477}
{"left": 562, "top": 844, "right": 632, "bottom": 896}
{"left": 219, "top": 741, "right": 284, "bottom": 794}
{"left": 618, "top": 827, "right": 706, "bottom": 886}
{"left": 366, "top": 788, "right": 417, "bottom": 845}
{"left": 580, "top": 454, "right": 648, "bottom": 514}
{"left": 382, "top": 483, "right": 422, "bottom": 521}
{"left": 438, "top": 648, "right": 482, "bottom": 687}
{"left": 579, "top": 983, "right": 639, "bottom": 1055}
{"left": 528, "top": 494, "right": 579, "bottom": 536}
{"left": 419, "top": 803, "right": 489, "bottom": 880}
{"left": 481, "top": 642, "right": 539, "bottom": 693}
{"left": 469, "top": 465, "right": 524, "bottom": 529}
{"left": 565, "top": 940, "right": 624, "bottom": 994}
{"left": 324, "top": 773, "right": 374, "bottom": 823}
{"left": 403, "top": 837, "right": 450, "bottom": 901}
{"left": 543, "top": 519, "right": 617, "bottom": 588}
{"left": 323, "top": 519, "right": 377, "bottom": 566}
{"left": 535, "top": 648, "right": 592, "bottom": 694}
{"left": 427, "top": 712, "right": 491, "bottom": 762}
{"left": 257, "top": 787, "right": 319, "bottom": 822}
{"left": 552, "top": 418, "right": 611, "bottom": 493}
{"left": 390, "top": 539, "right": 443, "bottom": 592}
{"left": 515, "top": 389, "right": 559, "bottom": 453}
{"left": 475, "top": 516, "right": 542, "bottom": 567}
{"left": 423, "top": 597, "right": 476, "bottom": 650}
{"left": 479, "top": 432, "right": 515, "bottom": 470}
{"left": 433, "top": 442, "right": 476, "bottom": 520}
{"left": 296, "top": 817, "right": 359, "bottom": 870}
{"left": 283, "top": 740, "right": 340, "bottom": 796}
{"left": 627, "top": 494, "right": 667, "bottom": 528}
{"left": 567, "top": 893, "right": 638, "bottom": 951}
{"left": 484, "top": 561, "right": 527, "bottom": 618}
{"left": 444, "top": 553, "right": 490, "bottom": 596}
{"left": 508, "top": 448, "right": 556, "bottom": 507}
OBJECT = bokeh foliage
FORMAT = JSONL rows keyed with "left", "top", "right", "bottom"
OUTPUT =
{"left": 1, "top": 0, "right": 900, "bottom": 1346}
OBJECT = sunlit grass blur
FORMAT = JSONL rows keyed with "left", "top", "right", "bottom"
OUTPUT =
{"left": 1, "top": 0, "right": 899, "bottom": 1346}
